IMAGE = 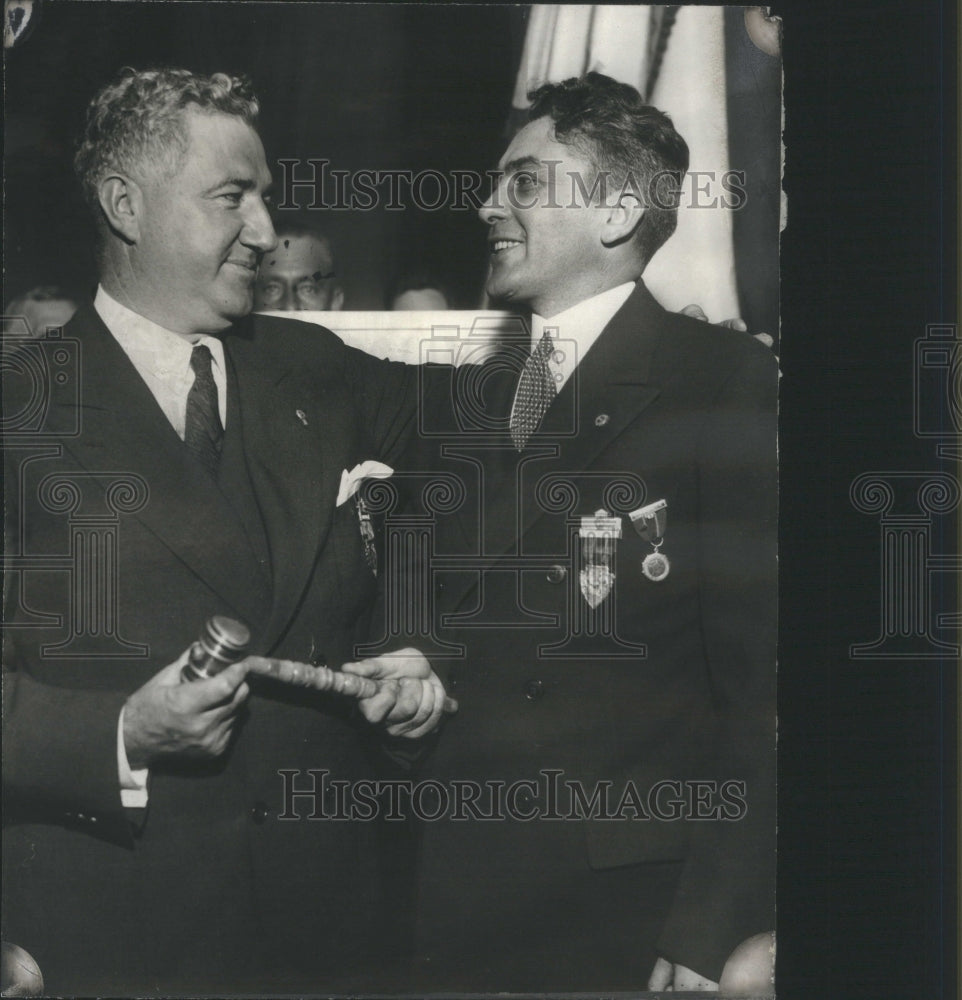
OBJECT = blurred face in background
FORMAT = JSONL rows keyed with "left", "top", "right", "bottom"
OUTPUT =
{"left": 391, "top": 288, "right": 449, "bottom": 311}
{"left": 4, "top": 293, "right": 79, "bottom": 338}
{"left": 254, "top": 234, "right": 344, "bottom": 311}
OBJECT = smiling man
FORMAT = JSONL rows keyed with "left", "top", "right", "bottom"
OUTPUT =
{"left": 2, "top": 67, "right": 448, "bottom": 994}
{"left": 392, "top": 74, "right": 777, "bottom": 994}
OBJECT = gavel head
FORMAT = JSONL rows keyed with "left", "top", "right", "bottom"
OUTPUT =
{"left": 182, "top": 615, "right": 251, "bottom": 681}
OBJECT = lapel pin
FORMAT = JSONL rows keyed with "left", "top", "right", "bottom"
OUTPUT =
{"left": 295, "top": 409, "right": 309, "bottom": 426}
{"left": 594, "top": 413, "right": 610, "bottom": 427}
{"left": 629, "top": 499, "right": 670, "bottom": 581}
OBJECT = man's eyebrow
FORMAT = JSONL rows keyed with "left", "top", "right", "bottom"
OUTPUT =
{"left": 500, "top": 155, "right": 542, "bottom": 176}
{"left": 492, "top": 156, "right": 542, "bottom": 177}
{"left": 203, "top": 177, "right": 259, "bottom": 195}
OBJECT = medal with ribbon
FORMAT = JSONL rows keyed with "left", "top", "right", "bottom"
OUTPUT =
{"left": 356, "top": 494, "right": 378, "bottom": 576}
{"left": 578, "top": 509, "right": 622, "bottom": 608}
{"left": 629, "top": 499, "right": 670, "bottom": 582}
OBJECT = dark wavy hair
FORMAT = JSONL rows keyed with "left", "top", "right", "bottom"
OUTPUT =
{"left": 74, "top": 67, "right": 260, "bottom": 214}
{"left": 527, "top": 72, "right": 689, "bottom": 265}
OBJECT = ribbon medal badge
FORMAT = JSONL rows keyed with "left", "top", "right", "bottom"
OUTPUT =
{"left": 629, "top": 499, "right": 670, "bottom": 582}
{"left": 337, "top": 461, "right": 394, "bottom": 577}
{"left": 578, "top": 509, "right": 623, "bottom": 608}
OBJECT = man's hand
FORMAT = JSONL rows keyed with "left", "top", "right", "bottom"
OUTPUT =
{"left": 342, "top": 648, "right": 455, "bottom": 739}
{"left": 122, "top": 653, "right": 251, "bottom": 768}
{"left": 648, "top": 956, "right": 718, "bottom": 992}
{"left": 680, "top": 303, "right": 774, "bottom": 349}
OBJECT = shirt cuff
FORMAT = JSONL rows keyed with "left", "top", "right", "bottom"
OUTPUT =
{"left": 117, "top": 707, "right": 149, "bottom": 808}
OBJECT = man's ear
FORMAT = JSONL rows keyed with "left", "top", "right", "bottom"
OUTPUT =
{"left": 331, "top": 287, "right": 345, "bottom": 312}
{"left": 97, "top": 174, "right": 144, "bottom": 244}
{"left": 601, "top": 192, "right": 645, "bottom": 247}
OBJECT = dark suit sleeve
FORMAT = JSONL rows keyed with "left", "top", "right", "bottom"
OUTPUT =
{"left": 2, "top": 670, "right": 131, "bottom": 838}
{"left": 342, "top": 347, "right": 417, "bottom": 468}
{"left": 2, "top": 435, "right": 133, "bottom": 843}
{"left": 342, "top": 346, "right": 456, "bottom": 470}
{"left": 656, "top": 344, "right": 778, "bottom": 981}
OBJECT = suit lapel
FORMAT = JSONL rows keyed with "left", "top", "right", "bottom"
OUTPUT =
{"left": 544, "top": 282, "right": 665, "bottom": 484}
{"left": 225, "top": 320, "right": 341, "bottom": 651}
{"left": 54, "top": 305, "right": 271, "bottom": 630}
{"left": 492, "top": 282, "right": 667, "bottom": 554}
{"left": 442, "top": 283, "right": 669, "bottom": 614}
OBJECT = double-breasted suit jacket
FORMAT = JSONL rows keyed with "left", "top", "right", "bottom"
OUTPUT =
{"left": 399, "top": 281, "right": 777, "bottom": 989}
{"left": 2, "top": 304, "right": 418, "bottom": 994}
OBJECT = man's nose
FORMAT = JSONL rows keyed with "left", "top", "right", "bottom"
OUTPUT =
{"left": 478, "top": 183, "right": 507, "bottom": 226}
{"left": 243, "top": 198, "right": 278, "bottom": 254}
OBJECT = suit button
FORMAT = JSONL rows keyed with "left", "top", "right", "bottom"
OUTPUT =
{"left": 250, "top": 802, "right": 270, "bottom": 824}
{"left": 546, "top": 564, "right": 566, "bottom": 584}
{"left": 523, "top": 679, "right": 544, "bottom": 702}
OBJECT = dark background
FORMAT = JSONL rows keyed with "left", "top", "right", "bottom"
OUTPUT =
{"left": 3, "top": 2, "right": 959, "bottom": 998}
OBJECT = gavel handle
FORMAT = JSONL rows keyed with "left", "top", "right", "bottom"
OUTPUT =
{"left": 245, "top": 656, "right": 458, "bottom": 714}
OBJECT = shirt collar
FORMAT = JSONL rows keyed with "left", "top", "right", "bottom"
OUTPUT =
{"left": 93, "top": 286, "right": 225, "bottom": 379}
{"left": 529, "top": 282, "right": 636, "bottom": 390}
{"left": 531, "top": 281, "right": 636, "bottom": 353}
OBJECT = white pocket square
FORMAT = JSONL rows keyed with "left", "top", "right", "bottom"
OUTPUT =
{"left": 336, "top": 461, "right": 394, "bottom": 506}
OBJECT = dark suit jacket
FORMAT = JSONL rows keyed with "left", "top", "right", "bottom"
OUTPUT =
{"left": 396, "top": 281, "right": 777, "bottom": 989}
{"left": 2, "top": 303, "right": 418, "bottom": 994}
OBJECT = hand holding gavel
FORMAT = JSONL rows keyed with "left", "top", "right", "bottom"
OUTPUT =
{"left": 178, "top": 617, "right": 455, "bottom": 741}
{"left": 124, "top": 619, "right": 455, "bottom": 768}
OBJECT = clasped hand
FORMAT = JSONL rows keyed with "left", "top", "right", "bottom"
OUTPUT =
{"left": 342, "top": 647, "right": 454, "bottom": 739}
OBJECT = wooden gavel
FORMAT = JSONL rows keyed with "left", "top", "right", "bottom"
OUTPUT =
{"left": 181, "top": 616, "right": 457, "bottom": 714}
{"left": 245, "top": 654, "right": 458, "bottom": 715}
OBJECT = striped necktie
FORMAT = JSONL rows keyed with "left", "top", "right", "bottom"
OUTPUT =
{"left": 184, "top": 344, "right": 224, "bottom": 476}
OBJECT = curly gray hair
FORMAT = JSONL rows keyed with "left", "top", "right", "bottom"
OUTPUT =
{"left": 74, "top": 67, "right": 260, "bottom": 213}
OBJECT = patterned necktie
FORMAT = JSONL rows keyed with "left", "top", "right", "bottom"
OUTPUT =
{"left": 185, "top": 344, "right": 224, "bottom": 476}
{"left": 511, "top": 329, "right": 557, "bottom": 451}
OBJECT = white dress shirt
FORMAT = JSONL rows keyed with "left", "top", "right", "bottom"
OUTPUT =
{"left": 93, "top": 286, "right": 230, "bottom": 808}
{"left": 510, "top": 281, "right": 636, "bottom": 425}
{"left": 94, "top": 286, "right": 227, "bottom": 435}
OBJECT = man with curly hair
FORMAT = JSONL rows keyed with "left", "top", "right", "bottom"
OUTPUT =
{"left": 2, "top": 67, "right": 446, "bottom": 993}
{"left": 381, "top": 73, "right": 776, "bottom": 994}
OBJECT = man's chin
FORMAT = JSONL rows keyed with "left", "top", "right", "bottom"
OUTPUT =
{"left": 218, "top": 290, "right": 255, "bottom": 324}
{"left": 485, "top": 279, "right": 519, "bottom": 307}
